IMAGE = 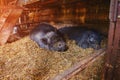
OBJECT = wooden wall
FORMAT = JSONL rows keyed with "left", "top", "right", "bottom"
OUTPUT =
{"left": 22, "top": 0, "right": 110, "bottom": 24}
{"left": 15, "top": 0, "right": 109, "bottom": 35}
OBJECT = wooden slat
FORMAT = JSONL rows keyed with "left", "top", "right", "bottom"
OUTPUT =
{"left": 112, "top": 19, "right": 120, "bottom": 80}
{"left": 25, "top": 0, "right": 58, "bottom": 8}
{"left": 0, "top": 5, "right": 28, "bottom": 10}
{"left": 109, "top": 0, "right": 118, "bottom": 22}
{"left": 51, "top": 48, "right": 106, "bottom": 80}
{"left": 0, "top": 8, "right": 23, "bottom": 45}
{"left": 107, "top": 22, "right": 115, "bottom": 49}
{"left": 104, "top": 19, "right": 120, "bottom": 80}
{"left": 114, "top": 19, "right": 120, "bottom": 49}
{"left": 103, "top": 21, "right": 115, "bottom": 80}
{"left": 104, "top": 0, "right": 120, "bottom": 79}
{"left": 8, "top": 0, "right": 18, "bottom": 5}
{"left": 0, "top": 0, "right": 7, "bottom": 6}
{"left": 0, "top": 9, "right": 12, "bottom": 30}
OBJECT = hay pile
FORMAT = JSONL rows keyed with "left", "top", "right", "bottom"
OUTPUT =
{"left": 0, "top": 36, "right": 106, "bottom": 80}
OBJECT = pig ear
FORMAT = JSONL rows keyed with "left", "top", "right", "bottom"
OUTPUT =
{"left": 41, "top": 38, "right": 48, "bottom": 45}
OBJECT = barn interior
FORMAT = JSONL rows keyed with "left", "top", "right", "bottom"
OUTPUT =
{"left": 0, "top": 0, "right": 119, "bottom": 80}
{"left": 12, "top": 0, "right": 110, "bottom": 40}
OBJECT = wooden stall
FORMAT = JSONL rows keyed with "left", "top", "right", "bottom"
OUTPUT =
{"left": 0, "top": 0, "right": 120, "bottom": 80}
{"left": 15, "top": 0, "right": 109, "bottom": 37}
{"left": 104, "top": 0, "right": 120, "bottom": 80}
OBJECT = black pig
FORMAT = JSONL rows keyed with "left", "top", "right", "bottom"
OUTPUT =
{"left": 76, "top": 30, "right": 102, "bottom": 49}
{"left": 59, "top": 27, "right": 103, "bottom": 50}
{"left": 30, "top": 23, "right": 67, "bottom": 52}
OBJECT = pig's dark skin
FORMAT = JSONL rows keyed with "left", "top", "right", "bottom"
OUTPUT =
{"left": 59, "top": 27, "right": 103, "bottom": 50}
{"left": 30, "top": 23, "right": 67, "bottom": 52}
{"left": 77, "top": 30, "right": 102, "bottom": 49}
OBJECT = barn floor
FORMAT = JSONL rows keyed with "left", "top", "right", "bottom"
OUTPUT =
{"left": 0, "top": 36, "right": 107, "bottom": 80}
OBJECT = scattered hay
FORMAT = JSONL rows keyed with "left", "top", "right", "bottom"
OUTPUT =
{"left": 69, "top": 54, "right": 105, "bottom": 80}
{"left": 0, "top": 36, "right": 106, "bottom": 80}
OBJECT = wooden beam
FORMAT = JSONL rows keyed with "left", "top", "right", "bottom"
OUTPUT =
{"left": 112, "top": 19, "right": 120, "bottom": 80}
{"left": 109, "top": 0, "right": 118, "bottom": 22}
{"left": 0, "top": 8, "right": 23, "bottom": 45}
{"left": 104, "top": 20, "right": 120, "bottom": 80}
{"left": 24, "top": 0, "right": 85, "bottom": 9}
{"left": 51, "top": 48, "right": 106, "bottom": 80}
{"left": 24, "top": 0, "right": 58, "bottom": 8}
{"left": 107, "top": 22, "right": 115, "bottom": 52}
{"left": 0, "top": 0, "right": 7, "bottom": 6}
{"left": 103, "top": 21, "right": 115, "bottom": 80}
{"left": 0, "top": 5, "right": 28, "bottom": 10}
{"left": 103, "top": 0, "right": 120, "bottom": 80}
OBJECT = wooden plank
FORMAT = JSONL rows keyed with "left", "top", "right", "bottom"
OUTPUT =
{"left": 109, "top": 0, "right": 118, "bottom": 22}
{"left": 103, "top": 22, "right": 115, "bottom": 80}
{"left": 0, "top": 5, "right": 28, "bottom": 10}
{"left": 0, "top": 8, "right": 23, "bottom": 45}
{"left": 0, "top": 9, "right": 12, "bottom": 30}
{"left": 104, "top": 19, "right": 120, "bottom": 80}
{"left": 51, "top": 48, "right": 106, "bottom": 80}
{"left": 8, "top": 0, "right": 18, "bottom": 5}
{"left": 107, "top": 22, "right": 115, "bottom": 50}
{"left": 117, "top": 2, "right": 120, "bottom": 18}
{"left": 112, "top": 19, "right": 120, "bottom": 80}
{"left": 0, "top": 0, "right": 7, "bottom": 6}
{"left": 114, "top": 19, "right": 120, "bottom": 50}
{"left": 103, "top": 0, "right": 120, "bottom": 80}
{"left": 25, "top": 0, "right": 58, "bottom": 8}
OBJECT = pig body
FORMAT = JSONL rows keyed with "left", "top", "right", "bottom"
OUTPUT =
{"left": 30, "top": 23, "right": 67, "bottom": 52}
{"left": 76, "top": 30, "right": 102, "bottom": 49}
{"left": 59, "top": 27, "right": 103, "bottom": 50}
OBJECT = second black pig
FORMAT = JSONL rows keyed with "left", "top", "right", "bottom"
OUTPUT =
{"left": 59, "top": 27, "right": 103, "bottom": 50}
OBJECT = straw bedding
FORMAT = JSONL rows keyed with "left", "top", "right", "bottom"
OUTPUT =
{"left": 0, "top": 36, "right": 106, "bottom": 80}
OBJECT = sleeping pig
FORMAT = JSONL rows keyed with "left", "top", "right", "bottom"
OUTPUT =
{"left": 30, "top": 23, "right": 67, "bottom": 52}
{"left": 76, "top": 30, "right": 102, "bottom": 50}
{"left": 59, "top": 27, "right": 103, "bottom": 50}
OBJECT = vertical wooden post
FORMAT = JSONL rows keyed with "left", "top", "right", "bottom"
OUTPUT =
{"left": 113, "top": 19, "right": 120, "bottom": 80}
{"left": 103, "top": 0, "right": 120, "bottom": 80}
{"left": 104, "top": 22, "right": 116, "bottom": 80}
